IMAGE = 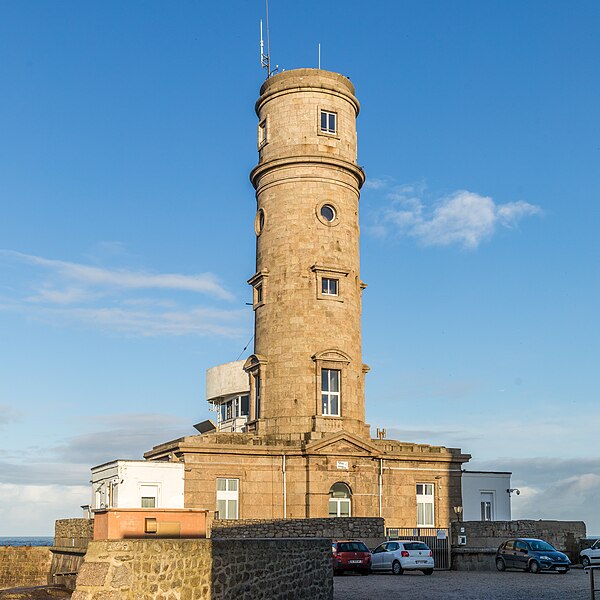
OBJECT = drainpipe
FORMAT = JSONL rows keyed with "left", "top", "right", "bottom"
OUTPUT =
{"left": 379, "top": 458, "right": 383, "bottom": 518}
{"left": 282, "top": 454, "right": 287, "bottom": 519}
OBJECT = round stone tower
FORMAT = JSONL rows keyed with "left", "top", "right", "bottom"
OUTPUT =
{"left": 245, "top": 68, "right": 369, "bottom": 439}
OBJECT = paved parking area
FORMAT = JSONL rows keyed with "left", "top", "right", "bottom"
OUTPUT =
{"left": 334, "top": 568, "right": 591, "bottom": 600}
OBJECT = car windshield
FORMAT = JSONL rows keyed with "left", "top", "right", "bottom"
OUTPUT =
{"left": 337, "top": 542, "right": 369, "bottom": 552}
{"left": 404, "top": 542, "right": 430, "bottom": 551}
{"left": 528, "top": 540, "right": 555, "bottom": 552}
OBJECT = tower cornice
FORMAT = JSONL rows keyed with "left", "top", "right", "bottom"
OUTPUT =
{"left": 250, "top": 155, "right": 366, "bottom": 191}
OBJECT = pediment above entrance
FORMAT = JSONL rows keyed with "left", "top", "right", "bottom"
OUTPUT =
{"left": 305, "top": 431, "right": 381, "bottom": 457}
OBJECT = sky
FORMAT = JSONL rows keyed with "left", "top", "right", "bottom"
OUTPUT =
{"left": 0, "top": 1, "right": 598, "bottom": 536}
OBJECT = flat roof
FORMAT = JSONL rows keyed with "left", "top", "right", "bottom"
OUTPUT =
{"left": 462, "top": 469, "right": 512, "bottom": 475}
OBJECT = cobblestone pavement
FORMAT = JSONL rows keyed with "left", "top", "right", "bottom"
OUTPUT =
{"left": 334, "top": 568, "right": 591, "bottom": 600}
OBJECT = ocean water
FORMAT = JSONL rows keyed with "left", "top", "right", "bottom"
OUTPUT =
{"left": 0, "top": 537, "right": 53, "bottom": 546}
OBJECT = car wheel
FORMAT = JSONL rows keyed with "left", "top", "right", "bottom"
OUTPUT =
{"left": 529, "top": 560, "right": 541, "bottom": 574}
{"left": 582, "top": 557, "right": 591, "bottom": 568}
{"left": 422, "top": 569, "right": 434, "bottom": 575}
{"left": 392, "top": 560, "right": 404, "bottom": 575}
{"left": 495, "top": 557, "right": 506, "bottom": 572}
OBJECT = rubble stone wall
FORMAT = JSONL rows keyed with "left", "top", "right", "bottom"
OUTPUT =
{"left": 72, "top": 537, "right": 332, "bottom": 600}
{"left": 450, "top": 520, "right": 587, "bottom": 568}
{"left": 211, "top": 516, "right": 383, "bottom": 545}
{"left": 0, "top": 546, "right": 51, "bottom": 589}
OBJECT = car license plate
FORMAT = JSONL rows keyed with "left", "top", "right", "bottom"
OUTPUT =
{"left": 557, "top": 567, "right": 566, "bottom": 572}
{"left": 349, "top": 559, "right": 362, "bottom": 564}
{"left": 416, "top": 560, "right": 427, "bottom": 564}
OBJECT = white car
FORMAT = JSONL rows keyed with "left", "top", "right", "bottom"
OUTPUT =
{"left": 371, "top": 540, "right": 434, "bottom": 575}
{"left": 581, "top": 539, "right": 600, "bottom": 568}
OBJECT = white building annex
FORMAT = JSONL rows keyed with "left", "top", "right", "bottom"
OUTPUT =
{"left": 461, "top": 470, "right": 513, "bottom": 522}
{"left": 91, "top": 460, "right": 184, "bottom": 511}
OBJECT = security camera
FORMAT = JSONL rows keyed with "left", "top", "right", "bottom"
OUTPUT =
{"left": 507, "top": 488, "right": 521, "bottom": 496}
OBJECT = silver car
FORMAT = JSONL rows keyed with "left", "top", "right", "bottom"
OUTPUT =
{"left": 371, "top": 540, "right": 434, "bottom": 575}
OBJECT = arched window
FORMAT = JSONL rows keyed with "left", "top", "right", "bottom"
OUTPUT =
{"left": 329, "top": 482, "right": 352, "bottom": 517}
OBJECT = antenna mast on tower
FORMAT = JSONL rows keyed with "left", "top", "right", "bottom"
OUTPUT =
{"left": 260, "top": 0, "right": 278, "bottom": 79}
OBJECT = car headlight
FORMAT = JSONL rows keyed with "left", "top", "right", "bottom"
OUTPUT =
{"left": 539, "top": 555, "right": 551, "bottom": 561}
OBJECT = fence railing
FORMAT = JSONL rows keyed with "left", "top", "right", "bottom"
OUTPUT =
{"left": 386, "top": 527, "right": 451, "bottom": 570}
{"left": 587, "top": 566, "right": 600, "bottom": 600}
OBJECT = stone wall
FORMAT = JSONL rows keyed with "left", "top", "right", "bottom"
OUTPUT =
{"left": 451, "top": 548, "right": 497, "bottom": 571}
{"left": 72, "top": 538, "right": 332, "bottom": 600}
{"left": 211, "top": 517, "right": 384, "bottom": 547}
{"left": 450, "top": 520, "right": 587, "bottom": 569}
{"left": 49, "top": 519, "right": 94, "bottom": 591}
{"left": 54, "top": 518, "right": 94, "bottom": 551}
{"left": 0, "top": 547, "right": 52, "bottom": 589}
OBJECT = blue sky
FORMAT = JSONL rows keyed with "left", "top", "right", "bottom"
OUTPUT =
{"left": 0, "top": 1, "right": 598, "bottom": 536}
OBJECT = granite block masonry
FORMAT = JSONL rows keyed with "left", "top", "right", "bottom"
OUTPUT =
{"left": 72, "top": 538, "right": 333, "bottom": 600}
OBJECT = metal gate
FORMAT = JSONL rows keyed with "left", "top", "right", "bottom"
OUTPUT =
{"left": 386, "top": 527, "right": 451, "bottom": 570}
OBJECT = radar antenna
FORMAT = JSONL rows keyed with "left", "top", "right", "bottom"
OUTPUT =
{"left": 259, "top": 0, "right": 279, "bottom": 78}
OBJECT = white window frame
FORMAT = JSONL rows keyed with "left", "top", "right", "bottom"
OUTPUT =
{"left": 140, "top": 484, "right": 159, "bottom": 509}
{"left": 321, "top": 368, "right": 340, "bottom": 416}
{"left": 480, "top": 491, "right": 494, "bottom": 521}
{"left": 321, "top": 277, "right": 338, "bottom": 296}
{"left": 320, "top": 110, "right": 337, "bottom": 134}
{"left": 416, "top": 483, "right": 435, "bottom": 527}
{"left": 216, "top": 478, "right": 239, "bottom": 520}
{"left": 329, "top": 497, "right": 351, "bottom": 517}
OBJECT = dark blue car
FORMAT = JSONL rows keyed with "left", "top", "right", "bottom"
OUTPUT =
{"left": 496, "top": 538, "right": 570, "bottom": 574}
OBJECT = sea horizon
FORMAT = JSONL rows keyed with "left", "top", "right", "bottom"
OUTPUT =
{"left": 0, "top": 536, "right": 54, "bottom": 546}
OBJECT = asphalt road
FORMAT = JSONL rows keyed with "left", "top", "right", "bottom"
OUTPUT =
{"left": 333, "top": 568, "right": 592, "bottom": 600}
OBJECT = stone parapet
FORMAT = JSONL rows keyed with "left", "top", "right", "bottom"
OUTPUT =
{"left": 211, "top": 516, "right": 384, "bottom": 543}
{"left": 71, "top": 538, "right": 332, "bottom": 600}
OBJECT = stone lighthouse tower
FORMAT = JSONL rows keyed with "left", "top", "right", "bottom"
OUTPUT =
{"left": 244, "top": 69, "right": 369, "bottom": 439}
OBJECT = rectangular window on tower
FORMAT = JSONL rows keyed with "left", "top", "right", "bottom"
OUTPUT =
{"left": 254, "top": 373, "right": 261, "bottom": 419}
{"left": 321, "top": 368, "right": 340, "bottom": 416}
{"left": 321, "top": 277, "right": 338, "bottom": 296}
{"left": 258, "top": 119, "right": 267, "bottom": 148}
{"left": 320, "top": 110, "right": 337, "bottom": 135}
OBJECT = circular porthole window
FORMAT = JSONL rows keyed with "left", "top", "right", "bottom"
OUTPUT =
{"left": 320, "top": 204, "right": 336, "bottom": 222}
{"left": 316, "top": 202, "right": 339, "bottom": 226}
{"left": 255, "top": 208, "right": 266, "bottom": 235}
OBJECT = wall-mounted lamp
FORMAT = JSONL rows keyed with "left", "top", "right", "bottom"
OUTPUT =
{"left": 453, "top": 505, "right": 463, "bottom": 522}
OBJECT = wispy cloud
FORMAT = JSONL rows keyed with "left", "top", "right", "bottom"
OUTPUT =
{"left": 0, "top": 404, "right": 22, "bottom": 426}
{"left": 0, "top": 249, "right": 248, "bottom": 337}
{"left": 365, "top": 181, "right": 542, "bottom": 248}
{"left": 0, "top": 413, "right": 192, "bottom": 486}
{"left": 2, "top": 250, "right": 233, "bottom": 300}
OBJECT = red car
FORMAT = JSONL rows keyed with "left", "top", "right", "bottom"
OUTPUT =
{"left": 332, "top": 540, "right": 372, "bottom": 575}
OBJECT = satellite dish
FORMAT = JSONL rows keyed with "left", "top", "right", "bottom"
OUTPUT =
{"left": 193, "top": 420, "right": 216, "bottom": 434}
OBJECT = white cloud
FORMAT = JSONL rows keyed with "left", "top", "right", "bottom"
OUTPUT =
{"left": 366, "top": 182, "right": 542, "bottom": 248}
{"left": 0, "top": 483, "right": 89, "bottom": 536}
{"left": 0, "top": 249, "right": 249, "bottom": 337}
{"left": 2, "top": 250, "right": 233, "bottom": 300}
{"left": 0, "top": 412, "right": 195, "bottom": 535}
{"left": 470, "top": 457, "right": 600, "bottom": 535}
